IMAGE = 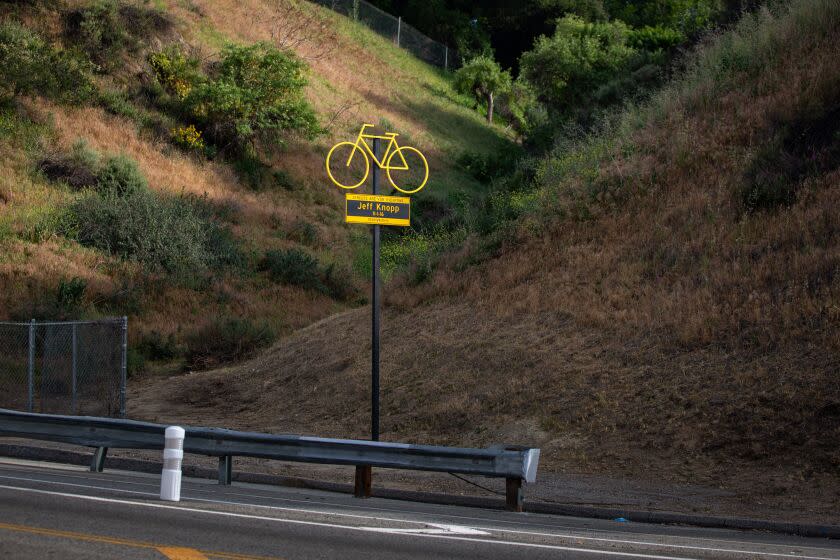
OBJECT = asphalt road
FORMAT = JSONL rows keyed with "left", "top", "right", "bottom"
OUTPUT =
{"left": 0, "top": 459, "right": 837, "bottom": 559}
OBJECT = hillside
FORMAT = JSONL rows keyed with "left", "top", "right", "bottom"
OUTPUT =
{"left": 133, "top": 0, "right": 840, "bottom": 520}
{"left": 0, "top": 0, "right": 506, "bottom": 367}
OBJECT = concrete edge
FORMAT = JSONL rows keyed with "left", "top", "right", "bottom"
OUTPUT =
{"left": 1, "top": 443, "right": 837, "bottom": 540}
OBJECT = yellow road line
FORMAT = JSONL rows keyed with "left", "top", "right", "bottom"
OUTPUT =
{"left": 0, "top": 521, "right": 282, "bottom": 560}
{"left": 158, "top": 547, "right": 211, "bottom": 560}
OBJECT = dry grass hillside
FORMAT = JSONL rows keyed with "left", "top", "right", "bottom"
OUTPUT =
{"left": 0, "top": 0, "right": 506, "bottom": 365}
{"left": 134, "top": 0, "right": 840, "bottom": 516}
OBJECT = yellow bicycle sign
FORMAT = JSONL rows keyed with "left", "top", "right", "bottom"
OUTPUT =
{"left": 326, "top": 124, "right": 429, "bottom": 194}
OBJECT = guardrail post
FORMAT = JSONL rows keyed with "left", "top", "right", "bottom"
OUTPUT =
{"left": 27, "top": 319, "right": 35, "bottom": 413}
{"left": 505, "top": 477, "right": 524, "bottom": 512}
{"left": 354, "top": 465, "right": 372, "bottom": 498}
{"left": 218, "top": 456, "right": 232, "bottom": 485}
{"left": 91, "top": 447, "right": 108, "bottom": 472}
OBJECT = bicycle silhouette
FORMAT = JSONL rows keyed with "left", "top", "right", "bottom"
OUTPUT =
{"left": 326, "top": 124, "right": 429, "bottom": 194}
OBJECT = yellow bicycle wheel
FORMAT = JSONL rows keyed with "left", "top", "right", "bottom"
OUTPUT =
{"left": 326, "top": 141, "right": 370, "bottom": 189}
{"left": 386, "top": 146, "right": 429, "bottom": 194}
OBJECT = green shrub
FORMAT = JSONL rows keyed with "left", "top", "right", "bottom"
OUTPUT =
{"left": 137, "top": 330, "right": 181, "bottom": 361}
{"left": 96, "top": 154, "right": 148, "bottom": 196}
{"left": 63, "top": 154, "right": 244, "bottom": 279}
{"left": 260, "top": 248, "right": 324, "bottom": 291}
{"left": 183, "top": 317, "right": 275, "bottom": 370}
{"left": 288, "top": 220, "right": 318, "bottom": 246}
{"left": 69, "top": 188, "right": 207, "bottom": 278}
{"left": 148, "top": 45, "right": 201, "bottom": 99}
{"left": 56, "top": 277, "right": 87, "bottom": 311}
{"left": 321, "top": 262, "right": 358, "bottom": 301}
{"left": 64, "top": 0, "right": 173, "bottom": 71}
{"left": 64, "top": 0, "right": 130, "bottom": 70}
{"left": 0, "top": 21, "right": 94, "bottom": 102}
{"left": 151, "top": 43, "right": 321, "bottom": 155}
{"left": 272, "top": 169, "right": 297, "bottom": 190}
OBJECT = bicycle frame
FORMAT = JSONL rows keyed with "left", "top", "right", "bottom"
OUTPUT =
{"left": 346, "top": 124, "right": 409, "bottom": 170}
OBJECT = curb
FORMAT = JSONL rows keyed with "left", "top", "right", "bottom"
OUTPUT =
{"left": 1, "top": 443, "right": 837, "bottom": 540}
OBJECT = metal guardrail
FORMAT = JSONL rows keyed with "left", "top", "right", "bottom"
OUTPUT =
{"left": 0, "top": 409, "right": 540, "bottom": 511}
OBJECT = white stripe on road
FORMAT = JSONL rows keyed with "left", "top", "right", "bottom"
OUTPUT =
{"left": 0, "top": 472, "right": 837, "bottom": 560}
{"left": 0, "top": 483, "right": 697, "bottom": 560}
{"left": 4, "top": 461, "right": 837, "bottom": 557}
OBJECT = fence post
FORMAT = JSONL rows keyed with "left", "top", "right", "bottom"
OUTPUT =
{"left": 396, "top": 16, "right": 401, "bottom": 47}
{"left": 352, "top": 0, "right": 359, "bottom": 20}
{"left": 120, "top": 316, "right": 127, "bottom": 418}
{"left": 444, "top": 46, "right": 448, "bottom": 71}
{"left": 71, "top": 323, "right": 77, "bottom": 415}
{"left": 27, "top": 320, "right": 34, "bottom": 413}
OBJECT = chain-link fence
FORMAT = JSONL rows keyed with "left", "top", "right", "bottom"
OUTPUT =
{"left": 0, "top": 318, "right": 127, "bottom": 418}
{"left": 309, "top": 0, "right": 459, "bottom": 69}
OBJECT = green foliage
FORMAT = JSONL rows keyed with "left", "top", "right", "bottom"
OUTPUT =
{"left": 519, "top": 15, "right": 637, "bottom": 115}
{"left": 0, "top": 21, "right": 94, "bottom": 102}
{"left": 287, "top": 220, "right": 319, "bottom": 246}
{"left": 187, "top": 43, "right": 320, "bottom": 153}
{"left": 96, "top": 154, "right": 148, "bottom": 196}
{"left": 184, "top": 317, "right": 276, "bottom": 371}
{"left": 64, "top": 0, "right": 173, "bottom": 71}
{"left": 457, "top": 146, "right": 521, "bottom": 183}
{"left": 170, "top": 124, "right": 206, "bottom": 152}
{"left": 628, "top": 25, "right": 686, "bottom": 51}
{"left": 453, "top": 55, "right": 511, "bottom": 123}
{"left": 260, "top": 248, "right": 323, "bottom": 291}
{"left": 605, "top": 0, "right": 722, "bottom": 36}
{"left": 58, "top": 152, "right": 243, "bottom": 280}
{"left": 137, "top": 330, "right": 181, "bottom": 361}
{"left": 260, "top": 248, "right": 356, "bottom": 300}
{"left": 147, "top": 42, "right": 321, "bottom": 155}
{"left": 67, "top": 0, "right": 130, "bottom": 69}
{"left": 56, "top": 277, "right": 87, "bottom": 311}
{"left": 148, "top": 45, "right": 201, "bottom": 99}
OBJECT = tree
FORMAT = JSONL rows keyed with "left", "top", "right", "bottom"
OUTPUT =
{"left": 519, "top": 15, "right": 636, "bottom": 115}
{"left": 453, "top": 55, "right": 512, "bottom": 124}
{"left": 604, "top": 0, "right": 722, "bottom": 36}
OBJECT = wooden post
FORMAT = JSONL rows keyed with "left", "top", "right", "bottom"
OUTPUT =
{"left": 505, "top": 477, "right": 523, "bottom": 512}
{"left": 354, "top": 465, "right": 372, "bottom": 498}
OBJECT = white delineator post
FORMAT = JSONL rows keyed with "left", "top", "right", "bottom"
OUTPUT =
{"left": 160, "top": 426, "right": 185, "bottom": 501}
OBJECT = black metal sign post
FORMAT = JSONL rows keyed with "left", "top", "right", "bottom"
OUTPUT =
{"left": 356, "top": 138, "right": 380, "bottom": 498}
{"left": 371, "top": 137, "right": 381, "bottom": 443}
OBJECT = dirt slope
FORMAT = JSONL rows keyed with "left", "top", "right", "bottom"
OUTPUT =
{"left": 133, "top": 2, "right": 840, "bottom": 519}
